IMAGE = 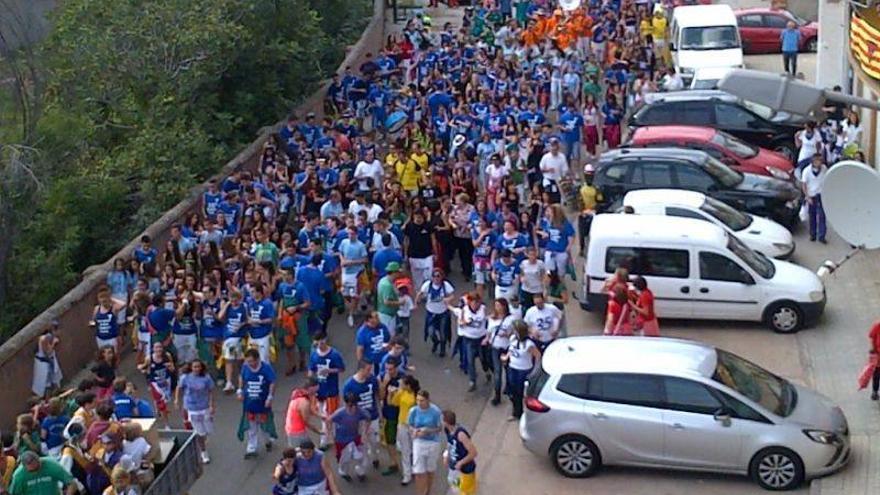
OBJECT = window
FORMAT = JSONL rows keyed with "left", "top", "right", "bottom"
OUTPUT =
{"left": 675, "top": 165, "right": 716, "bottom": 190}
{"left": 631, "top": 162, "right": 674, "bottom": 187}
{"left": 676, "top": 102, "right": 714, "bottom": 126}
{"left": 663, "top": 377, "right": 723, "bottom": 415}
{"left": 588, "top": 374, "right": 663, "bottom": 408}
{"left": 700, "top": 252, "right": 754, "bottom": 284}
{"left": 716, "top": 390, "right": 771, "bottom": 423}
{"left": 600, "top": 163, "right": 630, "bottom": 184}
{"left": 606, "top": 247, "right": 690, "bottom": 278}
{"left": 556, "top": 373, "right": 590, "bottom": 399}
{"left": 637, "top": 104, "right": 676, "bottom": 125}
{"left": 526, "top": 364, "right": 550, "bottom": 398}
{"left": 714, "top": 103, "right": 756, "bottom": 128}
{"left": 738, "top": 14, "right": 762, "bottom": 28}
{"left": 763, "top": 14, "right": 789, "bottom": 29}
{"left": 666, "top": 207, "right": 709, "bottom": 223}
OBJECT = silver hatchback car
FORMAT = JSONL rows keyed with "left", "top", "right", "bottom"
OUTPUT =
{"left": 519, "top": 337, "right": 849, "bottom": 491}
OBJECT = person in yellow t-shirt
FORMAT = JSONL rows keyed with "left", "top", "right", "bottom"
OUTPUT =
{"left": 578, "top": 164, "right": 600, "bottom": 257}
{"left": 390, "top": 375, "right": 419, "bottom": 486}
{"left": 395, "top": 153, "right": 422, "bottom": 195}
{"left": 651, "top": 10, "right": 669, "bottom": 64}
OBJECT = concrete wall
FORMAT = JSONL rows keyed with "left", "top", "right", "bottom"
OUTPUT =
{"left": 816, "top": 0, "right": 849, "bottom": 89}
{"left": 0, "top": 0, "right": 387, "bottom": 428}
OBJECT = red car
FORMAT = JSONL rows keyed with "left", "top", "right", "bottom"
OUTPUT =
{"left": 624, "top": 126, "right": 794, "bottom": 180}
{"left": 735, "top": 8, "right": 818, "bottom": 54}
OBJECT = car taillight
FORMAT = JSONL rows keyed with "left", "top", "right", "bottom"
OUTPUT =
{"left": 525, "top": 396, "right": 551, "bottom": 413}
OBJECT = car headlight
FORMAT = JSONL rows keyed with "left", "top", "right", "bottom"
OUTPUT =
{"left": 766, "top": 166, "right": 790, "bottom": 180}
{"left": 803, "top": 429, "right": 839, "bottom": 445}
{"left": 808, "top": 290, "right": 825, "bottom": 302}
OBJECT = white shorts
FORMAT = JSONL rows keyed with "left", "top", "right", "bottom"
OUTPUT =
{"left": 378, "top": 313, "right": 397, "bottom": 337}
{"left": 188, "top": 409, "right": 213, "bottom": 436}
{"left": 297, "top": 481, "right": 328, "bottom": 495}
{"left": 544, "top": 250, "right": 569, "bottom": 275}
{"left": 137, "top": 331, "right": 151, "bottom": 347}
{"left": 222, "top": 338, "right": 243, "bottom": 361}
{"left": 249, "top": 335, "right": 271, "bottom": 363}
{"left": 412, "top": 439, "right": 441, "bottom": 474}
{"left": 341, "top": 271, "right": 360, "bottom": 298}
{"left": 365, "top": 418, "right": 380, "bottom": 445}
{"left": 96, "top": 336, "right": 117, "bottom": 350}
{"left": 494, "top": 285, "right": 517, "bottom": 302}
{"left": 473, "top": 264, "right": 490, "bottom": 285}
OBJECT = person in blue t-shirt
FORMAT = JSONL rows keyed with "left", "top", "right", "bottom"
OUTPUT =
{"left": 297, "top": 255, "right": 328, "bottom": 333}
{"left": 218, "top": 289, "right": 249, "bottom": 393}
{"left": 558, "top": 107, "right": 584, "bottom": 165}
{"left": 408, "top": 389, "right": 443, "bottom": 490}
{"left": 492, "top": 249, "right": 521, "bottom": 302}
{"left": 238, "top": 348, "right": 277, "bottom": 458}
{"left": 601, "top": 94, "right": 623, "bottom": 149}
{"left": 356, "top": 312, "right": 391, "bottom": 375}
{"left": 308, "top": 332, "right": 345, "bottom": 447}
{"left": 537, "top": 204, "right": 576, "bottom": 276}
{"left": 110, "top": 379, "right": 140, "bottom": 420}
{"left": 246, "top": 283, "right": 276, "bottom": 364}
{"left": 39, "top": 398, "right": 70, "bottom": 456}
{"left": 330, "top": 393, "right": 371, "bottom": 481}
{"left": 342, "top": 361, "right": 381, "bottom": 469}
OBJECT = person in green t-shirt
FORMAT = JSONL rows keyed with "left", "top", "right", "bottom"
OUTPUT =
{"left": 251, "top": 228, "right": 279, "bottom": 268}
{"left": 582, "top": 74, "right": 602, "bottom": 102}
{"left": 9, "top": 452, "right": 76, "bottom": 495}
{"left": 376, "top": 261, "right": 402, "bottom": 333}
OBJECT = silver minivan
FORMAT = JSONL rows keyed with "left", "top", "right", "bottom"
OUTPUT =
{"left": 519, "top": 337, "right": 849, "bottom": 490}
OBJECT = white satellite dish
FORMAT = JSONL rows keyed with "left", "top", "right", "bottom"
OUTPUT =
{"left": 559, "top": 0, "right": 581, "bottom": 12}
{"left": 822, "top": 160, "right": 880, "bottom": 249}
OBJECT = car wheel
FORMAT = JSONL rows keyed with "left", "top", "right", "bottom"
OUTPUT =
{"left": 806, "top": 38, "right": 817, "bottom": 52}
{"left": 765, "top": 302, "right": 803, "bottom": 334}
{"left": 749, "top": 447, "right": 805, "bottom": 491}
{"left": 550, "top": 435, "right": 601, "bottom": 478}
{"left": 772, "top": 142, "right": 796, "bottom": 162}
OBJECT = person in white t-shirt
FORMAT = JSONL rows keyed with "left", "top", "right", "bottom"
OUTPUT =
{"left": 354, "top": 149, "right": 384, "bottom": 192}
{"left": 523, "top": 293, "right": 561, "bottom": 352}
{"left": 795, "top": 121, "right": 823, "bottom": 173}
{"left": 800, "top": 154, "right": 827, "bottom": 243}
{"left": 417, "top": 271, "right": 456, "bottom": 357}
{"left": 538, "top": 138, "right": 569, "bottom": 185}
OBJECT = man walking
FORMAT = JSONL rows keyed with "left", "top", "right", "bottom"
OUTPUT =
{"left": 781, "top": 21, "right": 801, "bottom": 76}
{"left": 801, "top": 154, "right": 828, "bottom": 243}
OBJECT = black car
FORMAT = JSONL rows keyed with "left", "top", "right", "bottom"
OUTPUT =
{"left": 628, "top": 90, "right": 803, "bottom": 160}
{"left": 593, "top": 148, "right": 802, "bottom": 227}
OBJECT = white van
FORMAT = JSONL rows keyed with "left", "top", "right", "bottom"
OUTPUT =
{"left": 622, "top": 189, "right": 795, "bottom": 259}
{"left": 582, "top": 214, "right": 825, "bottom": 333}
{"left": 670, "top": 5, "right": 743, "bottom": 85}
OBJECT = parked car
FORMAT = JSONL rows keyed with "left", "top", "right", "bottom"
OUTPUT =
{"left": 581, "top": 214, "right": 823, "bottom": 332}
{"left": 736, "top": 8, "right": 819, "bottom": 54}
{"left": 670, "top": 4, "right": 744, "bottom": 86}
{"left": 627, "top": 90, "right": 803, "bottom": 160}
{"left": 689, "top": 67, "right": 732, "bottom": 90}
{"left": 520, "top": 337, "right": 849, "bottom": 490}
{"left": 622, "top": 189, "right": 795, "bottom": 258}
{"left": 625, "top": 125, "right": 794, "bottom": 180}
{"left": 593, "top": 147, "right": 802, "bottom": 226}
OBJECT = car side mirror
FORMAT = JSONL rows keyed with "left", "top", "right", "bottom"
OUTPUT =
{"left": 713, "top": 408, "right": 732, "bottom": 427}
{"left": 669, "top": 43, "right": 676, "bottom": 51}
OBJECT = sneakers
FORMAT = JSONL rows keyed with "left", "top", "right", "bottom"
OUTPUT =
{"left": 265, "top": 440, "right": 274, "bottom": 452}
{"left": 872, "top": 392, "right": 879, "bottom": 401}
{"left": 468, "top": 381, "right": 476, "bottom": 392}
{"left": 223, "top": 382, "right": 235, "bottom": 394}
{"left": 347, "top": 314, "right": 355, "bottom": 328}
{"left": 381, "top": 466, "right": 399, "bottom": 476}
{"left": 244, "top": 450, "right": 257, "bottom": 459}
{"left": 491, "top": 394, "right": 501, "bottom": 406}
{"left": 401, "top": 476, "right": 411, "bottom": 486}
{"left": 372, "top": 459, "right": 380, "bottom": 469}
{"left": 340, "top": 474, "right": 352, "bottom": 482}
{"left": 357, "top": 474, "right": 367, "bottom": 482}
{"left": 200, "top": 451, "right": 211, "bottom": 464}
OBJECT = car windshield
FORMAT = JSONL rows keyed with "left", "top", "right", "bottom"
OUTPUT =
{"left": 727, "top": 232, "right": 775, "bottom": 278}
{"left": 790, "top": 12, "right": 808, "bottom": 26}
{"left": 702, "top": 156, "right": 743, "bottom": 188}
{"left": 700, "top": 197, "right": 752, "bottom": 230}
{"left": 680, "top": 26, "right": 741, "bottom": 50}
{"left": 740, "top": 99, "right": 775, "bottom": 120}
{"left": 710, "top": 131, "right": 758, "bottom": 159}
{"left": 713, "top": 349, "right": 796, "bottom": 417}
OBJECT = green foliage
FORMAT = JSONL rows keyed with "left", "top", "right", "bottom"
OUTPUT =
{"left": 0, "top": 0, "right": 372, "bottom": 340}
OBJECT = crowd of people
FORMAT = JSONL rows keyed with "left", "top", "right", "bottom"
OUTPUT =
{"left": 12, "top": 1, "right": 710, "bottom": 494}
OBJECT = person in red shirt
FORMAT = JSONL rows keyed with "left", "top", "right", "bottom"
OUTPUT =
{"left": 631, "top": 276, "right": 659, "bottom": 337}
{"left": 604, "top": 286, "right": 633, "bottom": 336}
{"left": 869, "top": 321, "right": 880, "bottom": 400}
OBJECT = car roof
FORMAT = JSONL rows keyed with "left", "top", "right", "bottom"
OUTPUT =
{"left": 589, "top": 213, "right": 728, "bottom": 248}
{"left": 735, "top": 7, "right": 789, "bottom": 16}
{"left": 543, "top": 336, "right": 718, "bottom": 379}
{"left": 673, "top": 5, "right": 737, "bottom": 27}
{"left": 599, "top": 146, "right": 710, "bottom": 165}
{"left": 624, "top": 189, "right": 707, "bottom": 209}
{"left": 643, "top": 90, "right": 736, "bottom": 105}
{"left": 631, "top": 125, "right": 716, "bottom": 142}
